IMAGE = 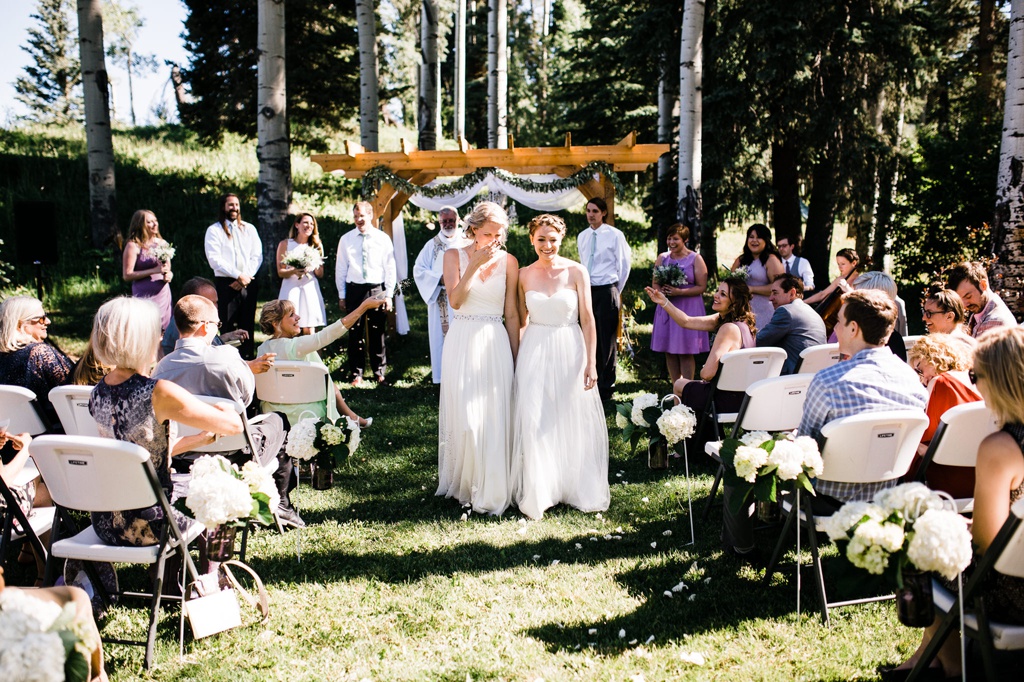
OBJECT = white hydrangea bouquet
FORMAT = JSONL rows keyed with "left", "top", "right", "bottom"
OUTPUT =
{"left": 615, "top": 393, "right": 697, "bottom": 454}
{"left": 823, "top": 482, "right": 972, "bottom": 587}
{"left": 0, "top": 587, "right": 99, "bottom": 682}
{"left": 719, "top": 431, "right": 824, "bottom": 513}
{"left": 282, "top": 244, "right": 324, "bottom": 273}
{"left": 286, "top": 416, "right": 361, "bottom": 470}
{"left": 177, "top": 455, "right": 279, "bottom": 530}
{"left": 149, "top": 241, "right": 175, "bottom": 263}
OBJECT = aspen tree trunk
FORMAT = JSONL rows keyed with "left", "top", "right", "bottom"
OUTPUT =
{"left": 77, "top": 0, "right": 116, "bottom": 248}
{"left": 419, "top": 0, "right": 439, "bottom": 150}
{"left": 658, "top": 56, "right": 674, "bottom": 185}
{"left": 454, "top": 0, "right": 466, "bottom": 141}
{"left": 257, "top": 0, "right": 291, "bottom": 278}
{"left": 357, "top": 0, "right": 379, "bottom": 151}
{"left": 992, "top": 0, "right": 1024, "bottom": 317}
{"left": 487, "top": 0, "right": 507, "bottom": 149}
{"left": 678, "top": 0, "right": 703, "bottom": 208}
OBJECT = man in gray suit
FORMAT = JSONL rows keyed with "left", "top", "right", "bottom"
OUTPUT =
{"left": 756, "top": 273, "right": 827, "bottom": 374}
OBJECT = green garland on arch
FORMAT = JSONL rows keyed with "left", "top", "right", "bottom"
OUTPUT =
{"left": 359, "top": 161, "right": 625, "bottom": 201}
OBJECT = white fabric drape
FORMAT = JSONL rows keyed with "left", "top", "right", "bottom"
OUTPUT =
{"left": 392, "top": 214, "right": 409, "bottom": 335}
{"left": 406, "top": 173, "right": 591, "bottom": 212}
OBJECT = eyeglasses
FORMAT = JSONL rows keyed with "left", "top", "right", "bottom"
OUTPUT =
{"left": 968, "top": 369, "right": 982, "bottom": 384}
{"left": 202, "top": 320, "right": 222, "bottom": 330}
{"left": 439, "top": 219, "right": 458, "bottom": 226}
{"left": 921, "top": 309, "right": 949, "bottom": 319}
{"left": 24, "top": 313, "right": 50, "bottom": 325}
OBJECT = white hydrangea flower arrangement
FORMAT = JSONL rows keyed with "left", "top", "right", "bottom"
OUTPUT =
{"left": 285, "top": 416, "right": 362, "bottom": 469}
{"left": 615, "top": 394, "right": 696, "bottom": 455}
{"left": 827, "top": 483, "right": 972, "bottom": 586}
{"left": 180, "top": 455, "right": 277, "bottom": 530}
{"left": 0, "top": 587, "right": 99, "bottom": 682}
{"left": 282, "top": 244, "right": 324, "bottom": 273}
{"left": 719, "top": 431, "right": 823, "bottom": 513}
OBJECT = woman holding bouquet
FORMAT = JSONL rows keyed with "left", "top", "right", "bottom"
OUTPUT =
{"left": 510, "top": 214, "right": 609, "bottom": 520}
{"left": 730, "top": 223, "right": 784, "bottom": 331}
{"left": 650, "top": 223, "right": 709, "bottom": 383}
{"left": 257, "top": 296, "right": 384, "bottom": 429}
{"left": 276, "top": 213, "right": 327, "bottom": 335}
{"left": 122, "top": 209, "right": 173, "bottom": 331}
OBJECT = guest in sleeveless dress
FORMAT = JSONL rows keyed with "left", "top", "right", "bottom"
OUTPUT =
{"left": 650, "top": 223, "right": 710, "bottom": 384}
{"left": 730, "top": 224, "right": 783, "bottom": 331}
{"left": 257, "top": 297, "right": 382, "bottom": 428}
{"left": 86, "top": 297, "right": 243, "bottom": 548}
{"left": 890, "top": 326, "right": 1024, "bottom": 679}
{"left": 276, "top": 213, "right": 327, "bottom": 335}
{"left": 122, "top": 210, "right": 173, "bottom": 331}
{"left": 646, "top": 273, "right": 757, "bottom": 415}
{"left": 437, "top": 202, "right": 520, "bottom": 516}
{"left": 511, "top": 214, "right": 609, "bottom": 520}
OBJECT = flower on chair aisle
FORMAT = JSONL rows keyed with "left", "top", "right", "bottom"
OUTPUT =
{"left": 178, "top": 455, "right": 278, "bottom": 531}
{"left": 616, "top": 394, "right": 696, "bottom": 455}
{"left": 0, "top": 587, "right": 99, "bottom": 682}
{"left": 286, "top": 416, "right": 362, "bottom": 469}
{"left": 719, "top": 432, "right": 824, "bottom": 513}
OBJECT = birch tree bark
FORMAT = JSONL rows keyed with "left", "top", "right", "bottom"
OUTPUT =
{"left": 658, "top": 54, "right": 674, "bottom": 186}
{"left": 487, "top": 0, "right": 508, "bottom": 149}
{"left": 77, "top": 0, "right": 116, "bottom": 248}
{"left": 992, "top": 0, "right": 1024, "bottom": 316}
{"left": 454, "top": 0, "right": 466, "bottom": 142}
{"left": 257, "top": 0, "right": 291, "bottom": 277}
{"left": 357, "top": 0, "right": 379, "bottom": 151}
{"left": 418, "top": 0, "right": 439, "bottom": 150}
{"left": 678, "top": 0, "right": 703, "bottom": 211}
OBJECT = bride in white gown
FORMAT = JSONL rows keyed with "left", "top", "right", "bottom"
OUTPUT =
{"left": 511, "top": 214, "right": 610, "bottom": 519}
{"left": 436, "top": 202, "right": 521, "bottom": 515}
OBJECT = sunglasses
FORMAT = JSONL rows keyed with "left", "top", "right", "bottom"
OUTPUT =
{"left": 24, "top": 313, "right": 50, "bottom": 324}
{"left": 968, "top": 369, "right": 981, "bottom": 384}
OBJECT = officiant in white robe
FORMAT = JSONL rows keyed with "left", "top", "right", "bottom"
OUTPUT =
{"left": 414, "top": 207, "right": 468, "bottom": 383}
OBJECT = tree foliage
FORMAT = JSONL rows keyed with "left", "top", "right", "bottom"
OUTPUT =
{"left": 14, "top": 0, "right": 82, "bottom": 124}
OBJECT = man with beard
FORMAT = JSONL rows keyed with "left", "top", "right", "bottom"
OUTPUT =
{"left": 946, "top": 261, "right": 1018, "bottom": 338}
{"left": 204, "top": 193, "right": 263, "bottom": 359}
{"left": 413, "top": 206, "right": 469, "bottom": 383}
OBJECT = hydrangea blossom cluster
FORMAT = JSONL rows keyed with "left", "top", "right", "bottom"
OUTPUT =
{"left": 240, "top": 460, "right": 280, "bottom": 511}
{"left": 733, "top": 445, "right": 769, "bottom": 483}
{"left": 345, "top": 417, "right": 361, "bottom": 456}
{"left": 185, "top": 456, "right": 257, "bottom": 531}
{"left": 655, "top": 405, "right": 697, "bottom": 446}
{"left": 906, "top": 509, "right": 973, "bottom": 580}
{"left": 630, "top": 393, "right": 660, "bottom": 428}
{"left": 767, "top": 438, "right": 824, "bottom": 481}
{"left": 285, "top": 418, "right": 320, "bottom": 461}
{"left": 282, "top": 244, "right": 324, "bottom": 272}
{"left": 0, "top": 588, "right": 97, "bottom": 682}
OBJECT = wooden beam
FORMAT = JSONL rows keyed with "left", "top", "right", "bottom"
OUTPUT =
{"left": 344, "top": 140, "right": 364, "bottom": 156}
{"left": 618, "top": 131, "right": 637, "bottom": 148}
{"left": 507, "top": 133, "right": 515, "bottom": 150}
{"left": 400, "top": 138, "right": 414, "bottom": 155}
{"left": 564, "top": 132, "right": 572, "bottom": 148}
{"left": 458, "top": 136, "right": 470, "bottom": 153}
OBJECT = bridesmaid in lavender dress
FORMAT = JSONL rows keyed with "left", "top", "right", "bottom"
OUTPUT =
{"left": 122, "top": 209, "right": 173, "bottom": 331}
{"left": 730, "top": 223, "right": 784, "bottom": 332}
{"left": 650, "top": 223, "right": 709, "bottom": 384}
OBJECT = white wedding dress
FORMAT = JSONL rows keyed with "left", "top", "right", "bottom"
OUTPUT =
{"left": 511, "top": 289, "right": 610, "bottom": 519}
{"left": 436, "top": 249, "right": 514, "bottom": 515}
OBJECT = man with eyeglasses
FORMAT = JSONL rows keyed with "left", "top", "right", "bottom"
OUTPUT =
{"left": 945, "top": 261, "right": 1018, "bottom": 338}
{"left": 413, "top": 206, "right": 468, "bottom": 383}
{"left": 153, "top": 295, "right": 304, "bottom": 527}
{"left": 776, "top": 236, "right": 815, "bottom": 296}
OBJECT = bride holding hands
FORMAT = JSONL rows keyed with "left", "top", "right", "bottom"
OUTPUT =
{"left": 511, "top": 214, "right": 610, "bottom": 519}
{"left": 437, "top": 202, "right": 520, "bottom": 516}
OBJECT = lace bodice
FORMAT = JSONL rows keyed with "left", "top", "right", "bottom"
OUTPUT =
{"left": 525, "top": 289, "right": 579, "bottom": 327}
{"left": 456, "top": 248, "right": 507, "bottom": 316}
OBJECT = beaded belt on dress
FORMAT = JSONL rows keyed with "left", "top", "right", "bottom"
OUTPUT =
{"left": 453, "top": 313, "right": 503, "bottom": 323}
{"left": 530, "top": 320, "right": 575, "bottom": 328}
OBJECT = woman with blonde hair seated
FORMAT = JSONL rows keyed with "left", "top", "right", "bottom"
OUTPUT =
{"left": 905, "top": 334, "right": 982, "bottom": 498}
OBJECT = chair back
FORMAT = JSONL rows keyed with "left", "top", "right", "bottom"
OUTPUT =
{"left": 796, "top": 343, "right": 841, "bottom": 375}
{"left": 928, "top": 402, "right": 998, "bottom": 468}
{"left": 253, "top": 361, "right": 329, "bottom": 405}
{"left": 172, "top": 396, "right": 251, "bottom": 454}
{"left": 716, "top": 348, "right": 787, "bottom": 393}
{"left": 48, "top": 385, "right": 101, "bottom": 437}
{"left": 733, "top": 374, "right": 813, "bottom": 435}
{"left": 819, "top": 410, "right": 930, "bottom": 483}
{"left": 29, "top": 435, "right": 160, "bottom": 513}
{"left": 0, "top": 384, "right": 48, "bottom": 435}
{"left": 903, "top": 335, "right": 925, "bottom": 351}
{"left": 995, "top": 497, "right": 1024, "bottom": 579}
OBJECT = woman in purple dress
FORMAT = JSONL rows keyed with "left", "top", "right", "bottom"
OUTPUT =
{"left": 122, "top": 210, "right": 173, "bottom": 331}
{"left": 650, "top": 223, "right": 709, "bottom": 384}
{"left": 730, "top": 224, "right": 784, "bottom": 331}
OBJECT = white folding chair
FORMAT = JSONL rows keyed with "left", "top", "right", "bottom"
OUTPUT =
{"left": 794, "top": 343, "right": 841, "bottom": 375}
{"left": 48, "top": 385, "right": 101, "bottom": 437}
{"left": 31, "top": 435, "right": 204, "bottom": 669}
{"left": 914, "top": 402, "right": 998, "bottom": 513}
{"left": 906, "top": 498, "right": 1024, "bottom": 682}
{"left": 764, "top": 410, "right": 930, "bottom": 624}
{"left": 903, "top": 335, "right": 925, "bottom": 350}
{"left": 253, "top": 361, "right": 330, "bottom": 406}
{"left": 695, "top": 347, "right": 787, "bottom": 442}
{"left": 702, "top": 374, "right": 813, "bottom": 520}
{"left": 0, "top": 384, "right": 55, "bottom": 570}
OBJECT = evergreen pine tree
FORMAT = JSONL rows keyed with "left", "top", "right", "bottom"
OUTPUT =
{"left": 14, "top": 0, "right": 82, "bottom": 124}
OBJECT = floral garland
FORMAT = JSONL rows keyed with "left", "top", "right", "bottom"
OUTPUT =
{"left": 360, "top": 161, "right": 625, "bottom": 201}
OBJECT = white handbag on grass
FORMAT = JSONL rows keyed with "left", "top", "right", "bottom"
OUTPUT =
{"left": 184, "top": 559, "right": 269, "bottom": 639}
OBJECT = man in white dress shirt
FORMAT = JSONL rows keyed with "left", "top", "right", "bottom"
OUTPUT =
{"left": 413, "top": 206, "right": 468, "bottom": 383}
{"left": 576, "top": 197, "right": 631, "bottom": 401}
{"left": 336, "top": 201, "right": 397, "bottom": 384}
{"left": 776, "top": 235, "right": 815, "bottom": 296}
{"left": 204, "top": 193, "right": 263, "bottom": 359}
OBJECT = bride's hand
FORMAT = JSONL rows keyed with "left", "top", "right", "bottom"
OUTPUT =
{"left": 467, "top": 242, "right": 499, "bottom": 271}
{"left": 583, "top": 365, "right": 598, "bottom": 391}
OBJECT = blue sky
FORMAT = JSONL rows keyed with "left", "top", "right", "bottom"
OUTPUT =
{"left": 0, "top": 1, "right": 189, "bottom": 126}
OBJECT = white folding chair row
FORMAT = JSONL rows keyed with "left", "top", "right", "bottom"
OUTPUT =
{"left": 914, "top": 401, "right": 998, "bottom": 513}
{"left": 794, "top": 343, "right": 841, "bottom": 375}
{"left": 903, "top": 334, "right": 925, "bottom": 350}
{"left": 698, "top": 348, "right": 787, "bottom": 437}
{"left": 49, "top": 385, "right": 101, "bottom": 436}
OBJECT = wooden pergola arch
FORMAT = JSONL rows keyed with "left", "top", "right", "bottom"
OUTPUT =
{"left": 311, "top": 132, "right": 670, "bottom": 239}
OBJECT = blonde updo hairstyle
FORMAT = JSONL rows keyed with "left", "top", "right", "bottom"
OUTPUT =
{"left": 973, "top": 326, "right": 1024, "bottom": 426}
{"left": 907, "top": 334, "right": 972, "bottom": 374}
{"left": 91, "top": 297, "right": 162, "bottom": 372}
{"left": 463, "top": 201, "right": 509, "bottom": 247}
{"left": 260, "top": 299, "right": 296, "bottom": 335}
{"left": 527, "top": 213, "right": 567, "bottom": 238}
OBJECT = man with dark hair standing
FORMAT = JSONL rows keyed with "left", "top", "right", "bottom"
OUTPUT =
{"left": 776, "top": 235, "right": 815, "bottom": 296}
{"left": 945, "top": 261, "right": 1017, "bottom": 338}
{"left": 575, "top": 197, "right": 631, "bottom": 401}
{"left": 204, "top": 194, "right": 263, "bottom": 359}
{"left": 755, "top": 273, "right": 826, "bottom": 374}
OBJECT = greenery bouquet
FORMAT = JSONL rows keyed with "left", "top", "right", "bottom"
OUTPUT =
{"left": 652, "top": 262, "right": 688, "bottom": 288}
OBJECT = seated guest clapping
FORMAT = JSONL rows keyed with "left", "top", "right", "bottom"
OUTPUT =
{"left": 257, "top": 297, "right": 386, "bottom": 429}
{"left": 646, "top": 272, "right": 756, "bottom": 414}
{"left": 755, "top": 273, "right": 826, "bottom": 374}
{"left": 153, "top": 295, "right": 304, "bottom": 528}
{"left": 921, "top": 285, "right": 975, "bottom": 348}
{"left": 721, "top": 290, "right": 927, "bottom": 558}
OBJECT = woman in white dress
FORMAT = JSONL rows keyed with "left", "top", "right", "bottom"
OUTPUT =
{"left": 511, "top": 214, "right": 610, "bottom": 519}
{"left": 436, "top": 202, "right": 521, "bottom": 516}
{"left": 276, "top": 213, "right": 327, "bottom": 335}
